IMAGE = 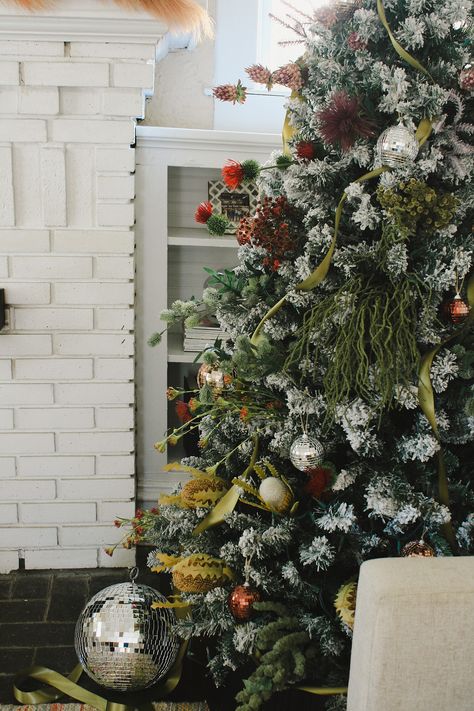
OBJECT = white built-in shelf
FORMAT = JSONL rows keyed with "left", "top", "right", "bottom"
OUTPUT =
{"left": 168, "top": 227, "right": 237, "bottom": 249}
{"left": 168, "top": 333, "right": 204, "bottom": 364}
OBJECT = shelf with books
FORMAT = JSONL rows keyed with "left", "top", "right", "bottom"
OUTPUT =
{"left": 168, "top": 227, "right": 237, "bottom": 249}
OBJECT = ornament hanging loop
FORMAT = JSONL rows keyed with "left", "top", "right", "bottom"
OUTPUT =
{"left": 129, "top": 566, "right": 139, "bottom": 584}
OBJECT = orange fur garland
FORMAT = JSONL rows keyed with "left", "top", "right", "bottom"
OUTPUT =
{"left": 10, "top": 0, "right": 213, "bottom": 38}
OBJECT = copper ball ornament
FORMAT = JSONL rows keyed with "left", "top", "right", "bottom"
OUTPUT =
{"left": 459, "top": 63, "right": 474, "bottom": 92}
{"left": 290, "top": 433, "right": 324, "bottom": 471}
{"left": 228, "top": 583, "right": 261, "bottom": 621}
{"left": 376, "top": 124, "right": 419, "bottom": 168}
{"left": 446, "top": 294, "right": 470, "bottom": 324}
{"left": 401, "top": 540, "right": 435, "bottom": 557}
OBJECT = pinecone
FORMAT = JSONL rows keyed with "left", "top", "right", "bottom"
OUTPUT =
{"left": 213, "top": 79, "right": 247, "bottom": 104}
{"left": 246, "top": 63, "right": 273, "bottom": 89}
{"left": 271, "top": 63, "right": 303, "bottom": 92}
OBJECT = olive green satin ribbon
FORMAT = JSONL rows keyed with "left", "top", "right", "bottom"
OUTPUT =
{"left": 297, "top": 685, "right": 348, "bottom": 696}
{"left": 418, "top": 274, "right": 474, "bottom": 547}
{"left": 193, "top": 434, "right": 259, "bottom": 535}
{"left": 282, "top": 90, "right": 300, "bottom": 156}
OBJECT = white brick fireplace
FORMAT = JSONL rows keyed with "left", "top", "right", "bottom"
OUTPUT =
{"left": 0, "top": 0, "right": 167, "bottom": 572}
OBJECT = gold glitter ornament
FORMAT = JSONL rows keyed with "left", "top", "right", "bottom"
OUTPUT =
{"left": 401, "top": 540, "right": 436, "bottom": 557}
{"left": 258, "top": 477, "right": 293, "bottom": 514}
{"left": 334, "top": 581, "right": 357, "bottom": 630}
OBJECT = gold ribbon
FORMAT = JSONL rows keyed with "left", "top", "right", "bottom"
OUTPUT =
{"left": 297, "top": 685, "right": 348, "bottom": 696}
{"left": 282, "top": 90, "right": 300, "bottom": 156}
{"left": 193, "top": 435, "right": 259, "bottom": 535}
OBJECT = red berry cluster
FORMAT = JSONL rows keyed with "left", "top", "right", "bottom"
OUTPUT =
{"left": 236, "top": 196, "right": 299, "bottom": 270}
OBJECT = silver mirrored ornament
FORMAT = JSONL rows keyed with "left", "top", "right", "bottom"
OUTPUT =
{"left": 290, "top": 433, "right": 324, "bottom": 471}
{"left": 74, "top": 579, "right": 180, "bottom": 691}
{"left": 376, "top": 124, "right": 419, "bottom": 167}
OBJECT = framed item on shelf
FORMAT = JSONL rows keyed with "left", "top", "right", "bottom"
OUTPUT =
{"left": 208, "top": 180, "right": 259, "bottom": 234}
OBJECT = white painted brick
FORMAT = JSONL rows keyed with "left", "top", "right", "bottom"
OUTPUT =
{"left": 0, "top": 145, "right": 14, "bottom": 227}
{"left": 60, "top": 88, "right": 101, "bottom": 115}
{"left": 40, "top": 146, "right": 66, "bottom": 227}
{"left": 0, "top": 360, "right": 12, "bottom": 380}
{"left": 18, "top": 455, "right": 94, "bottom": 478}
{"left": 0, "top": 229, "right": 50, "bottom": 252}
{"left": 0, "top": 504, "right": 18, "bottom": 524}
{"left": 99, "top": 546, "right": 136, "bottom": 568}
{"left": 0, "top": 458, "right": 15, "bottom": 477}
{"left": 60, "top": 524, "right": 121, "bottom": 546}
{"left": 57, "top": 431, "right": 134, "bottom": 454}
{"left": 102, "top": 88, "right": 145, "bottom": 118}
{"left": 96, "top": 407, "right": 134, "bottom": 429}
{"left": 11, "top": 256, "right": 92, "bottom": 279}
{"left": 24, "top": 547, "right": 98, "bottom": 570}
{"left": 96, "top": 454, "right": 134, "bottom": 477}
{"left": 15, "top": 358, "right": 93, "bottom": 380}
{"left": 94, "top": 256, "right": 134, "bottom": 279}
{"left": 16, "top": 407, "right": 94, "bottom": 430}
{"left": 95, "top": 358, "right": 133, "bottom": 380}
{"left": 4, "top": 283, "right": 51, "bottom": 305}
{"left": 22, "top": 61, "right": 109, "bottom": 87}
{"left": 0, "top": 61, "right": 19, "bottom": 85}
{"left": 0, "top": 256, "right": 8, "bottom": 277}
{"left": 0, "top": 41, "right": 64, "bottom": 57}
{"left": 97, "top": 175, "right": 135, "bottom": 200}
{"left": 95, "top": 308, "right": 134, "bottom": 330}
{"left": 59, "top": 477, "right": 134, "bottom": 500}
{"left": 0, "top": 87, "right": 18, "bottom": 113}
{"left": 0, "top": 119, "right": 46, "bottom": 142}
{"left": 1, "top": 479, "right": 56, "bottom": 500}
{"left": 97, "top": 203, "right": 134, "bottom": 227}
{"left": 65, "top": 145, "right": 94, "bottom": 227}
{"left": 12, "top": 144, "right": 42, "bottom": 225}
{"left": 0, "top": 335, "right": 52, "bottom": 356}
{"left": 70, "top": 43, "right": 155, "bottom": 60}
{"left": 19, "top": 87, "right": 59, "bottom": 115}
{"left": 0, "top": 527, "right": 57, "bottom": 548}
{"left": 96, "top": 147, "right": 135, "bottom": 172}
{"left": 0, "top": 410, "right": 13, "bottom": 429}
{"left": 111, "top": 61, "right": 154, "bottom": 89}
{"left": 0, "top": 550, "right": 19, "bottom": 573}
{"left": 0, "top": 383, "right": 53, "bottom": 405}
{"left": 51, "top": 119, "right": 134, "bottom": 144}
{"left": 14, "top": 308, "right": 93, "bottom": 331}
{"left": 54, "top": 333, "right": 134, "bottom": 355}
{"left": 56, "top": 382, "right": 133, "bottom": 405}
{"left": 52, "top": 229, "right": 133, "bottom": 254}
{"left": 21, "top": 502, "right": 96, "bottom": 524}
{"left": 54, "top": 282, "right": 134, "bottom": 305}
{"left": 98, "top": 500, "right": 135, "bottom": 521}
{"left": 0, "top": 432, "right": 54, "bottom": 454}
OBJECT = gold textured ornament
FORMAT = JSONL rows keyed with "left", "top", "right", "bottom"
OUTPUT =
{"left": 334, "top": 581, "right": 357, "bottom": 630}
{"left": 401, "top": 540, "right": 436, "bottom": 557}
{"left": 258, "top": 476, "right": 293, "bottom": 514}
{"left": 181, "top": 477, "right": 228, "bottom": 508}
{"left": 171, "top": 554, "right": 234, "bottom": 593}
{"left": 228, "top": 583, "right": 261, "bottom": 622}
{"left": 446, "top": 294, "right": 470, "bottom": 324}
{"left": 376, "top": 124, "right": 419, "bottom": 167}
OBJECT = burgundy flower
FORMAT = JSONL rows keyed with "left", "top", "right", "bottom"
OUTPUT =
{"left": 304, "top": 466, "right": 333, "bottom": 499}
{"left": 317, "top": 91, "right": 375, "bottom": 152}
{"left": 296, "top": 141, "right": 316, "bottom": 161}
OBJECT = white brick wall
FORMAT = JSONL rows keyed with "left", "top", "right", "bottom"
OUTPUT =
{"left": 0, "top": 30, "right": 160, "bottom": 572}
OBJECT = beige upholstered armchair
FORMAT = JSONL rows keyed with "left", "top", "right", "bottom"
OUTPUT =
{"left": 347, "top": 557, "right": 474, "bottom": 711}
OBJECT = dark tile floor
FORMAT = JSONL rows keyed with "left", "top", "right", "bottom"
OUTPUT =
{"left": 0, "top": 559, "right": 323, "bottom": 711}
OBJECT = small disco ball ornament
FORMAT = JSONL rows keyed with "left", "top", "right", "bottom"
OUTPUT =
{"left": 228, "top": 583, "right": 261, "bottom": 622}
{"left": 446, "top": 294, "right": 470, "bottom": 324}
{"left": 290, "top": 433, "right": 324, "bottom": 471}
{"left": 74, "top": 571, "right": 180, "bottom": 692}
{"left": 376, "top": 124, "right": 419, "bottom": 168}
{"left": 197, "top": 363, "right": 225, "bottom": 391}
{"left": 459, "top": 63, "right": 474, "bottom": 92}
{"left": 401, "top": 540, "right": 436, "bottom": 558}
{"left": 259, "top": 477, "right": 293, "bottom": 514}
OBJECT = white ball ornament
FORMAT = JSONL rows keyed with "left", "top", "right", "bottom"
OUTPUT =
{"left": 259, "top": 477, "right": 293, "bottom": 514}
{"left": 376, "top": 124, "right": 419, "bottom": 168}
{"left": 290, "top": 433, "right": 324, "bottom": 471}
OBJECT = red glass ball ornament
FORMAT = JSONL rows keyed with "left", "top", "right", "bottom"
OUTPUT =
{"left": 447, "top": 294, "right": 470, "bottom": 324}
{"left": 228, "top": 583, "right": 261, "bottom": 622}
{"left": 401, "top": 540, "right": 435, "bottom": 557}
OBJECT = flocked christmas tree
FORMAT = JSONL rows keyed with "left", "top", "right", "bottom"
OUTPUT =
{"left": 116, "top": 0, "right": 473, "bottom": 708}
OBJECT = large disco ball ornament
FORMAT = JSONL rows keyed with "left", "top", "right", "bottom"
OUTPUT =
{"left": 376, "top": 124, "right": 419, "bottom": 167}
{"left": 290, "top": 433, "right": 324, "bottom": 471}
{"left": 74, "top": 579, "right": 180, "bottom": 691}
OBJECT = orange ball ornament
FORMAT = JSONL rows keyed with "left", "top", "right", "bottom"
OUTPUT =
{"left": 401, "top": 540, "right": 435, "bottom": 557}
{"left": 446, "top": 294, "right": 470, "bottom": 324}
{"left": 228, "top": 583, "right": 261, "bottom": 622}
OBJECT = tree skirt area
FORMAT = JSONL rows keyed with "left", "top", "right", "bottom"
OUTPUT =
{"left": 0, "top": 704, "right": 209, "bottom": 711}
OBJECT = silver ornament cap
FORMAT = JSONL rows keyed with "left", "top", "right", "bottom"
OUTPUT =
{"left": 376, "top": 124, "right": 419, "bottom": 167}
{"left": 290, "top": 433, "right": 324, "bottom": 471}
{"left": 74, "top": 572, "right": 180, "bottom": 691}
